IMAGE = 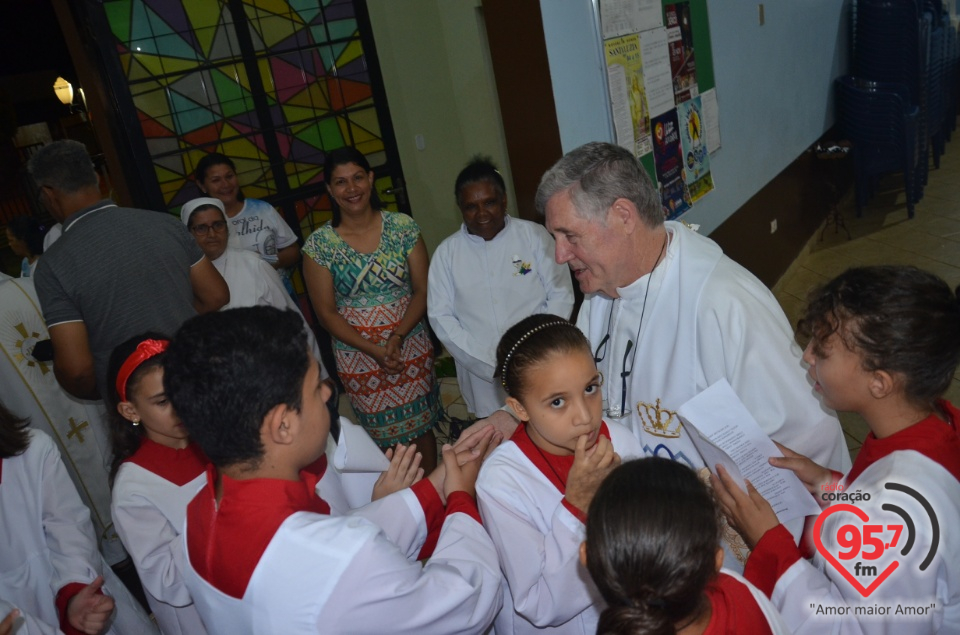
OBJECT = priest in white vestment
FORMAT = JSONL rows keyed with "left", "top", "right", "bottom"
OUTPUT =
{"left": 466, "top": 142, "right": 850, "bottom": 572}
{"left": 428, "top": 158, "right": 574, "bottom": 418}
{"left": 0, "top": 276, "right": 127, "bottom": 565}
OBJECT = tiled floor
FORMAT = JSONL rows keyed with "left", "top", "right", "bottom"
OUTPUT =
{"left": 774, "top": 136, "right": 960, "bottom": 464}
{"left": 341, "top": 133, "right": 960, "bottom": 464}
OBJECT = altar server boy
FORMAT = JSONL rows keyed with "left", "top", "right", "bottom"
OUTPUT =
{"left": 163, "top": 306, "right": 503, "bottom": 635}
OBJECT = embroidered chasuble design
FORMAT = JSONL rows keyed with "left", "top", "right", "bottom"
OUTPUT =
{"left": 12, "top": 322, "right": 51, "bottom": 374}
{"left": 637, "top": 398, "right": 682, "bottom": 438}
{"left": 0, "top": 279, "right": 126, "bottom": 562}
{"left": 66, "top": 418, "right": 91, "bottom": 444}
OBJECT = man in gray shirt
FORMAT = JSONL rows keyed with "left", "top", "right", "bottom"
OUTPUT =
{"left": 31, "top": 140, "right": 229, "bottom": 399}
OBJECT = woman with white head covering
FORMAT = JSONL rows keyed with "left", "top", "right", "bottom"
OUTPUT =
{"left": 180, "top": 197, "right": 322, "bottom": 362}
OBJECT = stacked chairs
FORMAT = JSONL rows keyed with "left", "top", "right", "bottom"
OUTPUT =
{"left": 854, "top": 0, "right": 926, "bottom": 194}
{"left": 836, "top": 76, "right": 920, "bottom": 218}
{"left": 928, "top": 18, "right": 946, "bottom": 167}
{"left": 842, "top": 0, "right": 956, "bottom": 216}
{"left": 947, "top": 24, "right": 958, "bottom": 140}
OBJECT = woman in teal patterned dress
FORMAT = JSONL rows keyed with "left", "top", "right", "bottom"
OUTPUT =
{"left": 303, "top": 147, "right": 439, "bottom": 471}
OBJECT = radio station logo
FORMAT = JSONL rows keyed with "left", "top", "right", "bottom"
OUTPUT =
{"left": 814, "top": 482, "right": 939, "bottom": 598}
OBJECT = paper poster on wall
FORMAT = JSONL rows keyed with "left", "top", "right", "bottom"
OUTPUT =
{"left": 665, "top": 2, "right": 698, "bottom": 103}
{"left": 638, "top": 27, "right": 675, "bottom": 118}
{"left": 651, "top": 108, "right": 692, "bottom": 219}
{"left": 700, "top": 88, "right": 721, "bottom": 153}
{"left": 606, "top": 64, "right": 636, "bottom": 154}
{"left": 676, "top": 96, "right": 714, "bottom": 202}
{"left": 600, "top": 0, "right": 663, "bottom": 39}
{"left": 605, "top": 34, "right": 651, "bottom": 157}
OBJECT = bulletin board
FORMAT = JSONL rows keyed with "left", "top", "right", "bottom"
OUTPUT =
{"left": 597, "top": 0, "right": 718, "bottom": 219}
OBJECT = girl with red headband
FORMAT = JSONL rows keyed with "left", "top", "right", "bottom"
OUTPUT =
{"left": 106, "top": 334, "right": 209, "bottom": 635}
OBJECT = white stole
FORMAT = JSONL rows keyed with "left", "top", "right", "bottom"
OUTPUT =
{"left": 0, "top": 278, "right": 126, "bottom": 564}
{"left": 581, "top": 222, "right": 720, "bottom": 469}
{"left": 579, "top": 223, "right": 758, "bottom": 570}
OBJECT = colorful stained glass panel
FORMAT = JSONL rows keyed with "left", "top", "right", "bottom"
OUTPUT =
{"left": 103, "top": 0, "right": 389, "bottom": 224}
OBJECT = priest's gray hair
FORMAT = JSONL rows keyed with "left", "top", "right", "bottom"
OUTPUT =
{"left": 535, "top": 141, "right": 662, "bottom": 228}
{"left": 28, "top": 140, "right": 99, "bottom": 193}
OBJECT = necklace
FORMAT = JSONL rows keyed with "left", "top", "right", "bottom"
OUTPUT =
{"left": 600, "top": 233, "right": 668, "bottom": 419}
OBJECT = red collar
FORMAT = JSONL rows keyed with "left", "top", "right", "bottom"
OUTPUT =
{"left": 703, "top": 573, "right": 773, "bottom": 635}
{"left": 124, "top": 439, "right": 209, "bottom": 486}
{"left": 186, "top": 455, "right": 330, "bottom": 598}
{"left": 847, "top": 400, "right": 960, "bottom": 485}
{"left": 511, "top": 422, "right": 611, "bottom": 493}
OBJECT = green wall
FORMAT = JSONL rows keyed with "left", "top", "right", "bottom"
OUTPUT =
{"left": 367, "top": 0, "right": 516, "bottom": 253}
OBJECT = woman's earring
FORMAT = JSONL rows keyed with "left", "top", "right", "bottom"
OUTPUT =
{"left": 598, "top": 371, "right": 604, "bottom": 386}
{"left": 132, "top": 419, "right": 140, "bottom": 427}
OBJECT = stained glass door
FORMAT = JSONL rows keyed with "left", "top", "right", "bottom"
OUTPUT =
{"left": 91, "top": 0, "right": 406, "bottom": 237}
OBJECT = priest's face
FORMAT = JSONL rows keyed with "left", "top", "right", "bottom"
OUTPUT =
{"left": 545, "top": 189, "right": 630, "bottom": 298}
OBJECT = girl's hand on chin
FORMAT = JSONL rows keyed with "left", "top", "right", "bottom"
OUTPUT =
{"left": 564, "top": 435, "right": 621, "bottom": 514}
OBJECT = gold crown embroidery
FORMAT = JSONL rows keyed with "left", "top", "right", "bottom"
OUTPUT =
{"left": 637, "top": 398, "right": 682, "bottom": 438}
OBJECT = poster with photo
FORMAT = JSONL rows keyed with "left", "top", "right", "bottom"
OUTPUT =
{"left": 665, "top": 2, "right": 698, "bottom": 103}
{"left": 676, "top": 96, "right": 714, "bottom": 202}
{"left": 605, "top": 34, "right": 652, "bottom": 157}
{"left": 651, "top": 108, "right": 692, "bottom": 219}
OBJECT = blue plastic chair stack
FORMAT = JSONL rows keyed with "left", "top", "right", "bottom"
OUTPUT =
{"left": 947, "top": 24, "right": 958, "bottom": 140}
{"left": 930, "top": 20, "right": 948, "bottom": 166}
{"left": 854, "top": 0, "right": 921, "bottom": 103}
{"left": 936, "top": 14, "right": 957, "bottom": 143}
{"left": 852, "top": 0, "right": 928, "bottom": 197}
{"left": 836, "top": 76, "right": 920, "bottom": 218}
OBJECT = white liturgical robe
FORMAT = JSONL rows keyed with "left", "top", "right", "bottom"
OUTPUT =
{"left": 747, "top": 406, "right": 960, "bottom": 635}
{"left": 111, "top": 444, "right": 208, "bottom": 635}
{"left": 212, "top": 247, "right": 322, "bottom": 363}
{"left": 477, "top": 421, "right": 642, "bottom": 634}
{"left": 0, "top": 430, "right": 158, "bottom": 635}
{"left": 0, "top": 277, "right": 126, "bottom": 564}
{"left": 577, "top": 222, "right": 850, "bottom": 569}
{"left": 429, "top": 216, "right": 574, "bottom": 417}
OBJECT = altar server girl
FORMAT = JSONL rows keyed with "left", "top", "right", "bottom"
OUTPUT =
{"left": 476, "top": 314, "right": 643, "bottom": 634}
{"left": 714, "top": 265, "right": 960, "bottom": 634}
{"left": 0, "top": 400, "right": 158, "bottom": 635}
{"left": 582, "top": 457, "right": 789, "bottom": 634}
{"left": 108, "top": 334, "right": 209, "bottom": 635}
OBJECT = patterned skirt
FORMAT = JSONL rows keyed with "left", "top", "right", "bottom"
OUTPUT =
{"left": 334, "top": 302, "right": 440, "bottom": 448}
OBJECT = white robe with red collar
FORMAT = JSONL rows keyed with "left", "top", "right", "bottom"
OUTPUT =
{"left": 745, "top": 405, "right": 960, "bottom": 634}
{"left": 111, "top": 441, "right": 208, "bottom": 635}
{"left": 476, "top": 421, "right": 642, "bottom": 634}
{"left": 0, "top": 430, "right": 157, "bottom": 635}
{"left": 182, "top": 460, "right": 502, "bottom": 634}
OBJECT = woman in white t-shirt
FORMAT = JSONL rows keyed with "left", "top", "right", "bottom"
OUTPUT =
{"left": 194, "top": 153, "right": 300, "bottom": 290}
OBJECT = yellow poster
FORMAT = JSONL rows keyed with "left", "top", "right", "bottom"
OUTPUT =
{"left": 604, "top": 34, "right": 651, "bottom": 157}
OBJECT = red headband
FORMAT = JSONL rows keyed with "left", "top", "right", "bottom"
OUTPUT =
{"left": 116, "top": 339, "right": 170, "bottom": 402}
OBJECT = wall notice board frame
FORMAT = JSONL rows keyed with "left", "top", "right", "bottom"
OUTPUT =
{"left": 596, "top": 0, "right": 716, "bottom": 178}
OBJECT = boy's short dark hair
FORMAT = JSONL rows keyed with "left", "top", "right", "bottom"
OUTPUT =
{"left": 164, "top": 307, "right": 310, "bottom": 469}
